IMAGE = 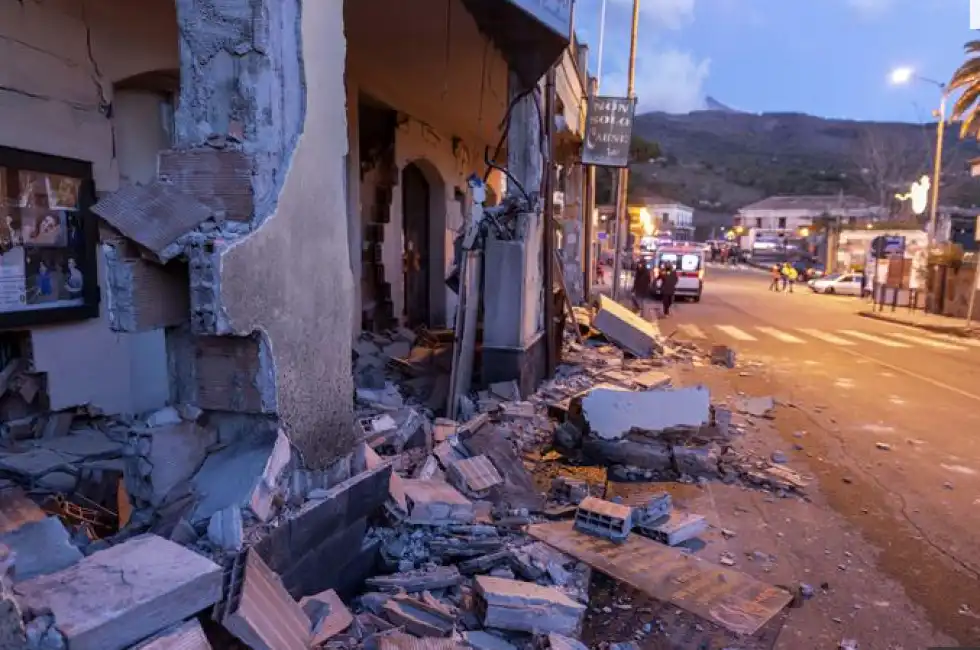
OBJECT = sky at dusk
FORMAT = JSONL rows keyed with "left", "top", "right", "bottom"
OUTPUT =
{"left": 572, "top": 0, "right": 975, "bottom": 122}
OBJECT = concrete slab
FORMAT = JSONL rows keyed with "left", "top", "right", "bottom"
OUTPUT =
{"left": 14, "top": 534, "right": 222, "bottom": 650}
{"left": 582, "top": 386, "right": 711, "bottom": 440}
{"left": 0, "top": 489, "right": 45, "bottom": 535}
{"left": 0, "top": 516, "right": 82, "bottom": 582}
{"left": 593, "top": 295, "right": 663, "bottom": 357}
{"left": 189, "top": 429, "right": 288, "bottom": 523}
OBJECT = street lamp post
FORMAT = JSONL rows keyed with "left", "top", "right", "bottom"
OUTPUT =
{"left": 889, "top": 67, "right": 949, "bottom": 249}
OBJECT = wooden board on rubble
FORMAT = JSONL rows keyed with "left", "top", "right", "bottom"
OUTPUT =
{"left": 528, "top": 521, "right": 792, "bottom": 636}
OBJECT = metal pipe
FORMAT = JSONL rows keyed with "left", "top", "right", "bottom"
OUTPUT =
{"left": 596, "top": 0, "right": 607, "bottom": 89}
{"left": 610, "top": 0, "right": 640, "bottom": 300}
{"left": 583, "top": 76, "right": 598, "bottom": 303}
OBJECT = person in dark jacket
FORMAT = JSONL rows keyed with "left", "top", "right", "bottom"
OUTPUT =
{"left": 631, "top": 262, "right": 651, "bottom": 312}
{"left": 660, "top": 262, "right": 678, "bottom": 317}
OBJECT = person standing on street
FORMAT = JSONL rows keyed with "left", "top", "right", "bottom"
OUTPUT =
{"left": 769, "top": 265, "right": 781, "bottom": 291}
{"left": 784, "top": 263, "right": 797, "bottom": 293}
{"left": 660, "top": 262, "right": 678, "bottom": 317}
{"left": 780, "top": 262, "right": 791, "bottom": 292}
{"left": 631, "top": 261, "right": 651, "bottom": 312}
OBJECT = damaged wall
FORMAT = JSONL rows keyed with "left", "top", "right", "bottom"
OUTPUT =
{"left": 345, "top": 0, "right": 509, "bottom": 331}
{"left": 0, "top": 0, "right": 179, "bottom": 415}
{"left": 169, "top": 0, "right": 356, "bottom": 466}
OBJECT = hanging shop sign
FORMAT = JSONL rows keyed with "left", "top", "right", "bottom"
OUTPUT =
{"left": 582, "top": 96, "right": 636, "bottom": 168}
{"left": 0, "top": 146, "right": 99, "bottom": 328}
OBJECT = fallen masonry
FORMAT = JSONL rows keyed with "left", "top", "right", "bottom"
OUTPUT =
{"left": 0, "top": 304, "right": 808, "bottom": 648}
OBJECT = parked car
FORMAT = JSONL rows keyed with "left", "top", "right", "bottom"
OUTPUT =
{"left": 808, "top": 272, "right": 863, "bottom": 296}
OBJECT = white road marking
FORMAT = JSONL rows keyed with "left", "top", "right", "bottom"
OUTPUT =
{"left": 835, "top": 378, "right": 855, "bottom": 388}
{"left": 716, "top": 325, "right": 757, "bottom": 341}
{"left": 925, "top": 332, "right": 980, "bottom": 348}
{"left": 677, "top": 323, "right": 707, "bottom": 339}
{"left": 838, "top": 330, "right": 911, "bottom": 348}
{"left": 798, "top": 328, "right": 855, "bottom": 346}
{"left": 886, "top": 331, "right": 966, "bottom": 350}
{"left": 756, "top": 326, "right": 805, "bottom": 343}
{"left": 941, "top": 463, "right": 978, "bottom": 476}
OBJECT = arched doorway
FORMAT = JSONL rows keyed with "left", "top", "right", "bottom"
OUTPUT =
{"left": 402, "top": 163, "right": 430, "bottom": 327}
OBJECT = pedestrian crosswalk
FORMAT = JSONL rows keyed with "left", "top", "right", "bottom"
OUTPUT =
{"left": 674, "top": 323, "right": 980, "bottom": 352}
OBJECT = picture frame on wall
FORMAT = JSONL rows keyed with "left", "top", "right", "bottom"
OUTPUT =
{"left": 0, "top": 146, "right": 99, "bottom": 329}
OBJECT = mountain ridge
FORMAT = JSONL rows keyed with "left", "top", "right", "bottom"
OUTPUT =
{"left": 625, "top": 108, "right": 980, "bottom": 213}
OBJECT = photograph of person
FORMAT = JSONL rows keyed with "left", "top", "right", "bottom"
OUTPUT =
{"left": 0, "top": 208, "right": 22, "bottom": 255}
{"left": 47, "top": 175, "right": 80, "bottom": 210}
{"left": 25, "top": 250, "right": 62, "bottom": 305}
{"left": 64, "top": 257, "right": 83, "bottom": 299}
{"left": 21, "top": 209, "right": 67, "bottom": 247}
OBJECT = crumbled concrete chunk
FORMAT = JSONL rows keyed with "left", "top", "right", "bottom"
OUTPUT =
{"left": 582, "top": 386, "right": 710, "bottom": 440}
{"left": 475, "top": 575, "right": 586, "bottom": 635}
{"left": 207, "top": 505, "right": 244, "bottom": 552}
{"left": 592, "top": 295, "right": 663, "bottom": 357}
{"left": 0, "top": 517, "right": 82, "bottom": 583}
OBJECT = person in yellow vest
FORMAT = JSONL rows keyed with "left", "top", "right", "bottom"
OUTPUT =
{"left": 781, "top": 262, "right": 796, "bottom": 293}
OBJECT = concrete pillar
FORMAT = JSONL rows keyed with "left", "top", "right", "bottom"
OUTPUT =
{"left": 171, "top": 0, "right": 356, "bottom": 467}
{"left": 481, "top": 73, "right": 547, "bottom": 395}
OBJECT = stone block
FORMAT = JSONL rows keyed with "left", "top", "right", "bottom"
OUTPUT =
{"left": 582, "top": 438, "right": 673, "bottom": 472}
{"left": 14, "top": 535, "right": 222, "bottom": 650}
{"left": 644, "top": 512, "right": 707, "bottom": 546}
{"left": 129, "top": 421, "right": 216, "bottom": 507}
{"left": 474, "top": 576, "right": 585, "bottom": 635}
{"left": 710, "top": 345, "right": 736, "bottom": 368}
{"left": 193, "top": 335, "right": 271, "bottom": 413}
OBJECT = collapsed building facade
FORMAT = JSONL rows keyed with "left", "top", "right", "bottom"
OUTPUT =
{"left": 0, "top": 0, "right": 587, "bottom": 469}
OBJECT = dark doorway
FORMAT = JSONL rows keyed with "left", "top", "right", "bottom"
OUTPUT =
{"left": 402, "top": 163, "right": 430, "bottom": 327}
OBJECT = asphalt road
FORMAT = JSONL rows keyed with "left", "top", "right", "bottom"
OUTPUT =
{"left": 662, "top": 265, "right": 980, "bottom": 644}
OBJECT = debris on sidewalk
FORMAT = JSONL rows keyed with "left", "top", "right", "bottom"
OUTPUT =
{"left": 0, "top": 303, "right": 817, "bottom": 650}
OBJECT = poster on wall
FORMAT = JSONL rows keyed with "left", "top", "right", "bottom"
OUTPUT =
{"left": 0, "top": 152, "right": 94, "bottom": 326}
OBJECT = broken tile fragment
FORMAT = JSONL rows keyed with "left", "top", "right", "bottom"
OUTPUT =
{"left": 447, "top": 455, "right": 503, "bottom": 498}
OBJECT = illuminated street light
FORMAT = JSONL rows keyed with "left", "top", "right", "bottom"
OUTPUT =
{"left": 798, "top": 227, "right": 810, "bottom": 237}
{"left": 887, "top": 66, "right": 948, "bottom": 255}
{"left": 889, "top": 67, "right": 914, "bottom": 85}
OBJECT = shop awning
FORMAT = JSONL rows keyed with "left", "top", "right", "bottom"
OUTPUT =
{"left": 461, "top": 0, "right": 572, "bottom": 88}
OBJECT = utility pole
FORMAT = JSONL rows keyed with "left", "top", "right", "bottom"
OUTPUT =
{"left": 610, "top": 0, "right": 640, "bottom": 300}
{"left": 544, "top": 65, "right": 557, "bottom": 376}
{"left": 583, "top": 76, "right": 598, "bottom": 303}
{"left": 928, "top": 92, "right": 948, "bottom": 248}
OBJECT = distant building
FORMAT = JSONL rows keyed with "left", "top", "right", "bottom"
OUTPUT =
{"left": 734, "top": 195, "right": 881, "bottom": 239}
{"left": 638, "top": 195, "right": 695, "bottom": 241}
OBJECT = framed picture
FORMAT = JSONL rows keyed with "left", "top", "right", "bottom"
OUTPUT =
{"left": 0, "top": 146, "right": 99, "bottom": 328}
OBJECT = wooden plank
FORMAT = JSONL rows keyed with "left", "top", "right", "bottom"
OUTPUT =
{"left": 13, "top": 534, "right": 223, "bottom": 650}
{"left": 528, "top": 521, "right": 792, "bottom": 636}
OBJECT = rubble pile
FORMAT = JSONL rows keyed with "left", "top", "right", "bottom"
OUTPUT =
{"left": 0, "top": 301, "right": 804, "bottom": 648}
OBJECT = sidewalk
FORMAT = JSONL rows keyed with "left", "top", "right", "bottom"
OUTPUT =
{"left": 856, "top": 307, "right": 979, "bottom": 338}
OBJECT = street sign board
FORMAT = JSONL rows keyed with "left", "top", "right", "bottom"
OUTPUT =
{"left": 872, "top": 235, "right": 906, "bottom": 258}
{"left": 582, "top": 96, "right": 636, "bottom": 168}
{"left": 975, "top": 215, "right": 980, "bottom": 242}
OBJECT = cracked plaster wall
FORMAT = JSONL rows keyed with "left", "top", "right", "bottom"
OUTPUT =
{"left": 0, "top": 0, "right": 178, "bottom": 414}
{"left": 174, "top": 0, "right": 355, "bottom": 466}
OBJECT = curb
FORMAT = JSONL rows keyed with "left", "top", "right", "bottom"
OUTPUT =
{"left": 856, "top": 310, "right": 979, "bottom": 339}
